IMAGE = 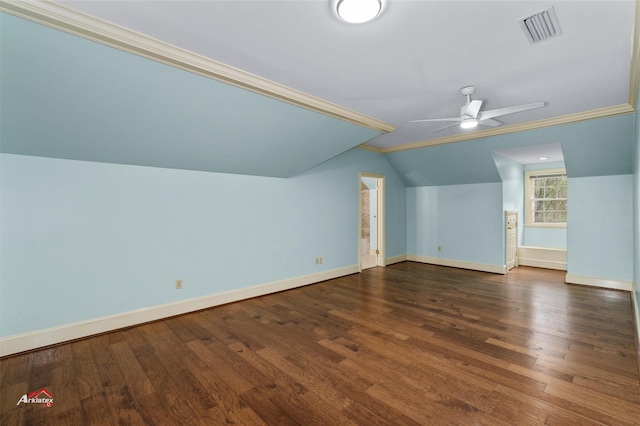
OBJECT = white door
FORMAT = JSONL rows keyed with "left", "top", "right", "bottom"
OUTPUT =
{"left": 360, "top": 174, "right": 385, "bottom": 270}
{"left": 506, "top": 211, "right": 518, "bottom": 271}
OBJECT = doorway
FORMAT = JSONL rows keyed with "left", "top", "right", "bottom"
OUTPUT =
{"left": 505, "top": 210, "right": 518, "bottom": 272}
{"left": 360, "top": 173, "right": 385, "bottom": 270}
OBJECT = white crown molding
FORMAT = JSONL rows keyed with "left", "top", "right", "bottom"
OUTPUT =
{"left": 381, "top": 104, "right": 635, "bottom": 153}
{"left": 357, "top": 143, "right": 384, "bottom": 153}
{"left": 379, "top": 0, "right": 640, "bottom": 154}
{"left": 0, "top": 0, "right": 395, "bottom": 135}
{"left": 0, "top": 264, "right": 360, "bottom": 357}
{"left": 628, "top": 0, "right": 640, "bottom": 108}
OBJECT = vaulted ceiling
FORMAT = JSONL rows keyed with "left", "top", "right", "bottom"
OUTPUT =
{"left": 1, "top": 0, "right": 638, "bottom": 179}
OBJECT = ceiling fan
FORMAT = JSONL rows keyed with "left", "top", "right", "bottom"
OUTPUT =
{"left": 411, "top": 86, "right": 545, "bottom": 132}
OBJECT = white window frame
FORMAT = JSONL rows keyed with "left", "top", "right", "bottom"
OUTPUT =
{"left": 525, "top": 168, "right": 567, "bottom": 228}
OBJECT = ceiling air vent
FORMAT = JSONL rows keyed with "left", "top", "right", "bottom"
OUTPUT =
{"left": 518, "top": 6, "right": 562, "bottom": 44}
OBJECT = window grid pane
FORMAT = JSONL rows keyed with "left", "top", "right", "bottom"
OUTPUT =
{"left": 530, "top": 174, "right": 567, "bottom": 224}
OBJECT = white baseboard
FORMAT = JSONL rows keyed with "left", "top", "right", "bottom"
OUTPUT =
{"left": 565, "top": 273, "right": 633, "bottom": 291}
{"left": 0, "top": 265, "right": 359, "bottom": 357}
{"left": 632, "top": 290, "right": 640, "bottom": 364}
{"left": 407, "top": 254, "right": 506, "bottom": 275}
{"left": 517, "top": 246, "right": 567, "bottom": 271}
{"left": 385, "top": 254, "right": 408, "bottom": 265}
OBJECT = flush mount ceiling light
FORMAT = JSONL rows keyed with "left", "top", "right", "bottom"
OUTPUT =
{"left": 337, "top": 0, "right": 382, "bottom": 24}
{"left": 460, "top": 118, "right": 479, "bottom": 129}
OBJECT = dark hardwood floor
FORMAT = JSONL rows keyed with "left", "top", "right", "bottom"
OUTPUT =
{"left": 2, "top": 262, "right": 640, "bottom": 425}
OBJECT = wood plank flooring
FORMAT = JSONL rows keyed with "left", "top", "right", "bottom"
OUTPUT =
{"left": 2, "top": 263, "right": 639, "bottom": 425}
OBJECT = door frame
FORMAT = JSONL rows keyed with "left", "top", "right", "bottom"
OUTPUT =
{"left": 505, "top": 210, "right": 518, "bottom": 272}
{"left": 358, "top": 172, "right": 385, "bottom": 271}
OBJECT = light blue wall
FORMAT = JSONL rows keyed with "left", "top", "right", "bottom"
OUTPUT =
{"left": 407, "top": 182, "right": 504, "bottom": 267}
{"left": 634, "top": 90, "right": 640, "bottom": 309}
{"left": 492, "top": 155, "right": 567, "bottom": 250}
{"left": 525, "top": 161, "right": 566, "bottom": 171}
{"left": 522, "top": 228, "right": 567, "bottom": 249}
{"left": 0, "top": 148, "right": 406, "bottom": 337}
{"left": 493, "top": 153, "right": 524, "bottom": 248}
{"left": 1, "top": 12, "right": 380, "bottom": 178}
{"left": 387, "top": 114, "right": 635, "bottom": 187}
{"left": 567, "top": 174, "right": 634, "bottom": 282}
{"left": 404, "top": 114, "right": 635, "bottom": 272}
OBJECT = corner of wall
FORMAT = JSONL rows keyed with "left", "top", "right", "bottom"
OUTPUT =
{"left": 634, "top": 82, "right": 640, "bottom": 359}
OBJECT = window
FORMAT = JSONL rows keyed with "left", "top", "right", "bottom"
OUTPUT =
{"left": 525, "top": 168, "right": 567, "bottom": 226}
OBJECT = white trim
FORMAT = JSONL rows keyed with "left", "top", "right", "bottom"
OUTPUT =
{"left": 565, "top": 273, "right": 633, "bottom": 292}
{"left": 629, "top": 0, "right": 640, "bottom": 109}
{"left": 0, "top": 265, "right": 359, "bottom": 357}
{"left": 0, "top": 0, "right": 394, "bottom": 134}
{"left": 357, "top": 144, "right": 384, "bottom": 153}
{"left": 632, "top": 290, "right": 640, "bottom": 365}
{"left": 505, "top": 210, "right": 518, "bottom": 271}
{"left": 358, "top": 172, "right": 386, "bottom": 271}
{"left": 380, "top": 105, "right": 634, "bottom": 153}
{"left": 407, "top": 254, "right": 507, "bottom": 275}
{"left": 517, "top": 246, "right": 567, "bottom": 271}
{"left": 376, "top": 176, "right": 386, "bottom": 267}
{"left": 385, "top": 254, "right": 408, "bottom": 265}
{"left": 4, "top": 0, "right": 636, "bottom": 153}
{"left": 518, "top": 258, "right": 566, "bottom": 271}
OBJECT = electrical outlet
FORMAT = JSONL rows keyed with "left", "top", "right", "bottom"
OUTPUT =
{"left": 437, "top": 246, "right": 442, "bottom": 252}
{"left": 176, "top": 279, "right": 183, "bottom": 289}
{"left": 319, "top": 257, "right": 323, "bottom": 264}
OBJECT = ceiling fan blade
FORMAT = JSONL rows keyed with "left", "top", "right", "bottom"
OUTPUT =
{"left": 462, "top": 100, "right": 483, "bottom": 119}
{"left": 478, "top": 118, "right": 502, "bottom": 127}
{"left": 478, "top": 102, "right": 545, "bottom": 120}
{"left": 410, "top": 117, "right": 462, "bottom": 123}
{"left": 433, "top": 122, "right": 462, "bottom": 133}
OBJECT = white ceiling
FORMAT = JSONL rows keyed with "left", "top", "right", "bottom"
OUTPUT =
{"left": 57, "top": 0, "right": 636, "bottom": 151}
{"left": 493, "top": 142, "right": 564, "bottom": 165}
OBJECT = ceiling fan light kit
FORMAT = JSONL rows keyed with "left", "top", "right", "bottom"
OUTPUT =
{"left": 410, "top": 86, "right": 546, "bottom": 133}
{"left": 460, "top": 118, "right": 479, "bottom": 129}
{"left": 336, "top": 0, "right": 382, "bottom": 24}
